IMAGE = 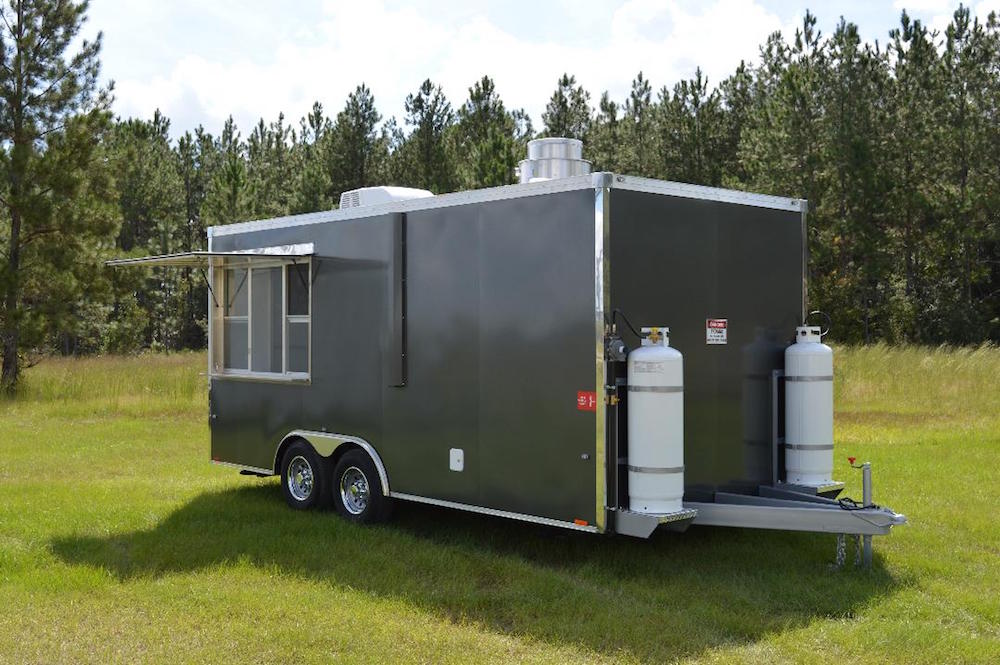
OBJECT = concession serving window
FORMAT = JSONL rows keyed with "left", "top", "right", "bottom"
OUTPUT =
{"left": 106, "top": 243, "right": 313, "bottom": 382}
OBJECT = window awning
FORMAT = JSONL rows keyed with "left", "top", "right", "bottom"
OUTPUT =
{"left": 106, "top": 243, "right": 314, "bottom": 268}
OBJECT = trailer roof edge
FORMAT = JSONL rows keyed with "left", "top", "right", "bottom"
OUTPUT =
{"left": 208, "top": 175, "right": 595, "bottom": 238}
{"left": 208, "top": 173, "right": 804, "bottom": 238}
{"left": 608, "top": 174, "right": 805, "bottom": 213}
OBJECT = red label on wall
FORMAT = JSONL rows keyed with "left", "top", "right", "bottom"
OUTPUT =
{"left": 706, "top": 318, "right": 728, "bottom": 345}
{"left": 577, "top": 391, "right": 598, "bottom": 412}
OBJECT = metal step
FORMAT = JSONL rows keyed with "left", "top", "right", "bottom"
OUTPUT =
{"left": 615, "top": 507, "right": 699, "bottom": 538}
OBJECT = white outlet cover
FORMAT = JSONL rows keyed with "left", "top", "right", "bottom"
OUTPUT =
{"left": 449, "top": 448, "right": 464, "bottom": 472}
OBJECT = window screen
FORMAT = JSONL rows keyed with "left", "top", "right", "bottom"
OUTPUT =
{"left": 287, "top": 263, "right": 309, "bottom": 316}
{"left": 215, "top": 261, "right": 310, "bottom": 377}
{"left": 286, "top": 262, "right": 310, "bottom": 373}
{"left": 251, "top": 267, "right": 282, "bottom": 373}
{"left": 286, "top": 320, "right": 309, "bottom": 373}
{"left": 223, "top": 268, "right": 248, "bottom": 370}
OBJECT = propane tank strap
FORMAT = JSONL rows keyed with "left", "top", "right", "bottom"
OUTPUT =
{"left": 783, "top": 443, "right": 834, "bottom": 450}
{"left": 627, "top": 464, "right": 685, "bottom": 474}
{"left": 627, "top": 385, "right": 683, "bottom": 393}
{"left": 784, "top": 375, "right": 833, "bottom": 382}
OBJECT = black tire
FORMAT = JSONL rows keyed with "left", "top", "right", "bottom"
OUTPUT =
{"left": 280, "top": 440, "right": 331, "bottom": 510}
{"left": 332, "top": 449, "right": 392, "bottom": 524}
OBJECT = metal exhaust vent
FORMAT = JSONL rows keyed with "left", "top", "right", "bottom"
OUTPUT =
{"left": 518, "top": 138, "right": 592, "bottom": 184}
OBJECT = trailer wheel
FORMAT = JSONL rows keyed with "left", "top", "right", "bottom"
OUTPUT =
{"left": 332, "top": 449, "right": 392, "bottom": 524}
{"left": 280, "top": 441, "right": 331, "bottom": 510}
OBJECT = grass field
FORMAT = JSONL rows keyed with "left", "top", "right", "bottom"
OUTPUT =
{"left": 0, "top": 346, "right": 998, "bottom": 663}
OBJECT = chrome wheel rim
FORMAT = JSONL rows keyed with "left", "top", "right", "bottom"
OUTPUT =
{"left": 340, "top": 466, "right": 369, "bottom": 515}
{"left": 287, "top": 455, "right": 314, "bottom": 501}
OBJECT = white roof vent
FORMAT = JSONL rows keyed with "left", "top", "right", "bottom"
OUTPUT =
{"left": 339, "top": 186, "right": 433, "bottom": 209}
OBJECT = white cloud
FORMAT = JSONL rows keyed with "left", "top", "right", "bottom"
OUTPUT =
{"left": 892, "top": 0, "right": 951, "bottom": 12}
{"left": 893, "top": 0, "right": 996, "bottom": 36}
{"left": 89, "top": 0, "right": 807, "bottom": 137}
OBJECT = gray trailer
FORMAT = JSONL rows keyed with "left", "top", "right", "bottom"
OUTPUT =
{"left": 111, "top": 138, "right": 904, "bottom": 563}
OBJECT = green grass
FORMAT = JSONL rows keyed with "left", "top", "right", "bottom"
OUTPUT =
{"left": 1, "top": 346, "right": 998, "bottom": 663}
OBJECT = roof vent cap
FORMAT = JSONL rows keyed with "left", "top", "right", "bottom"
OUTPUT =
{"left": 339, "top": 186, "right": 433, "bottom": 209}
{"left": 518, "top": 138, "right": 591, "bottom": 183}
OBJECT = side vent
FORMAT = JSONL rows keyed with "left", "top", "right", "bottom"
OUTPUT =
{"left": 340, "top": 190, "right": 361, "bottom": 208}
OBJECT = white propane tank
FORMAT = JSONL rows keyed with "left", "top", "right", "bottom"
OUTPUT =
{"left": 627, "top": 326, "right": 684, "bottom": 514}
{"left": 784, "top": 325, "right": 834, "bottom": 486}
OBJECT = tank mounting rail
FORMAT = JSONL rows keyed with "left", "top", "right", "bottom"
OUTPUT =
{"left": 759, "top": 484, "right": 844, "bottom": 504}
{"left": 614, "top": 507, "right": 698, "bottom": 539}
{"left": 684, "top": 495, "right": 906, "bottom": 536}
{"left": 776, "top": 480, "right": 846, "bottom": 498}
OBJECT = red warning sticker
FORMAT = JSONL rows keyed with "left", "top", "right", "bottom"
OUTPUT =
{"left": 706, "top": 318, "right": 728, "bottom": 345}
{"left": 577, "top": 391, "right": 598, "bottom": 412}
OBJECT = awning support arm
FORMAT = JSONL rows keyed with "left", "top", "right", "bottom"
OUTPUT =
{"left": 291, "top": 257, "right": 310, "bottom": 291}
{"left": 309, "top": 256, "right": 322, "bottom": 284}
{"left": 199, "top": 267, "right": 220, "bottom": 309}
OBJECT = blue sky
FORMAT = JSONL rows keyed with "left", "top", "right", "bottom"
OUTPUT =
{"left": 84, "top": 0, "right": 996, "bottom": 137}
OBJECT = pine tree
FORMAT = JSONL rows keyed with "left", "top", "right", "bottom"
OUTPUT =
{"left": 979, "top": 12, "right": 1000, "bottom": 340}
{"left": 391, "top": 79, "right": 456, "bottom": 193}
{"left": 817, "top": 20, "right": 892, "bottom": 342}
{"left": 884, "top": 12, "right": 945, "bottom": 341}
{"left": 453, "top": 76, "right": 523, "bottom": 189}
{"left": 0, "top": 0, "right": 113, "bottom": 391}
{"left": 742, "top": 13, "right": 828, "bottom": 200}
{"left": 718, "top": 61, "right": 754, "bottom": 187}
{"left": 541, "top": 74, "right": 591, "bottom": 139}
{"left": 174, "top": 126, "right": 215, "bottom": 348}
{"left": 10, "top": 4, "right": 994, "bottom": 351}
{"left": 291, "top": 102, "right": 332, "bottom": 213}
{"left": 246, "top": 113, "right": 294, "bottom": 219}
{"left": 111, "top": 112, "right": 183, "bottom": 253}
{"left": 931, "top": 7, "right": 998, "bottom": 342}
{"left": 656, "top": 68, "right": 727, "bottom": 185}
{"left": 738, "top": 13, "right": 830, "bottom": 330}
{"left": 588, "top": 91, "right": 621, "bottom": 172}
{"left": 327, "top": 84, "right": 385, "bottom": 201}
{"left": 621, "top": 72, "right": 654, "bottom": 176}
{"left": 106, "top": 111, "right": 186, "bottom": 350}
{"left": 204, "top": 117, "right": 252, "bottom": 225}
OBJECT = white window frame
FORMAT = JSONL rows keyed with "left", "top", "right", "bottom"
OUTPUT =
{"left": 210, "top": 258, "right": 311, "bottom": 383}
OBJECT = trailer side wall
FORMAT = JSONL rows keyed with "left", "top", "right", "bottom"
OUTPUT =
{"left": 210, "top": 189, "right": 600, "bottom": 525}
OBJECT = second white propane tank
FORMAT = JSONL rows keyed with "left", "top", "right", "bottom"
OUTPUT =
{"left": 784, "top": 325, "right": 834, "bottom": 486}
{"left": 627, "top": 327, "right": 684, "bottom": 514}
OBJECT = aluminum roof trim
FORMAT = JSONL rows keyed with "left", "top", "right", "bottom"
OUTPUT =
{"left": 609, "top": 174, "right": 805, "bottom": 212}
{"left": 207, "top": 173, "right": 804, "bottom": 238}
{"left": 208, "top": 175, "right": 597, "bottom": 238}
